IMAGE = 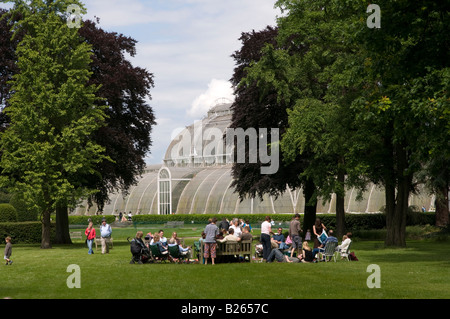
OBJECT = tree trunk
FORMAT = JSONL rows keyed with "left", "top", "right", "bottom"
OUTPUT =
{"left": 435, "top": 184, "right": 449, "bottom": 227}
{"left": 388, "top": 178, "right": 409, "bottom": 247}
{"left": 55, "top": 204, "right": 72, "bottom": 244}
{"left": 335, "top": 165, "right": 346, "bottom": 238}
{"left": 385, "top": 144, "right": 410, "bottom": 247}
{"left": 41, "top": 209, "right": 52, "bottom": 249}
{"left": 384, "top": 179, "right": 396, "bottom": 246}
{"left": 302, "top": 178, "right": 317, "bottom": 236}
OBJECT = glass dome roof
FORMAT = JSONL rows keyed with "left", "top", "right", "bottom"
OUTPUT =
{"left": 73, "top": 102, "right": 435, "bottom": 216}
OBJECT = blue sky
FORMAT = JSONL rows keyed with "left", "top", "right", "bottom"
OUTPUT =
{"left": 1, "top": 0, "right": 281, "bottom": 165}
{"left": 80, "top": 0, "right": 281, "bottom": 164}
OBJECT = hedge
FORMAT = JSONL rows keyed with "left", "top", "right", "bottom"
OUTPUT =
{"left": 68, "top": 215, "right": 116, "bottom": 226}
{"left": 0, "top": 203, "right": 17, "bottom": 223}
{"left": 68, "top": 212, "right": 436, "bottom": 231}
{"left": 0, "top": 222, "right": 56, "bottom": 244}
{"left": 9, "top": 193, "right": 39, "bottom": 222}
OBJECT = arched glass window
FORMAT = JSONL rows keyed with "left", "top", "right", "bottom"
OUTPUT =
{"left": 158, "top": 167, "right": 171, "bottom": 215}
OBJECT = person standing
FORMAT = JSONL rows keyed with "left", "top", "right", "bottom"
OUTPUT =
{"left": 85, "top": 222, "right": 96, "bottom": 254}
{"left": 313, "top": 218, "right": 327, "bottom": 248}
{"left": 203, "top": 218, "right": 219, "bottom": 265}
{"left": 4, "top": 236, "right": 12, "bottom": 265}
{"left": 261, "top": 216, "right": 273, "bottom": 262}
{"left": 100, "top": 218, "right": 112, "bottom": 254}
{"left": 289, "top": 213, "right": 302, "bottom": 258}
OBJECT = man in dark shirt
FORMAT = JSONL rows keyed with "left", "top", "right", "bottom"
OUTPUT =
{"left": 240, "top": 226, "right": 253, "bottom": 241}
{"left": 321, "top": 229, "right": 338, "bottom": 246}
{"left": 272, "top": 227, "right": 289, "bottom": 250}
{"left": 219, "top": 218, "right": 229, "bottom": 232}
{"left": 289, "top": 213, "right": 302, "bottom": 258}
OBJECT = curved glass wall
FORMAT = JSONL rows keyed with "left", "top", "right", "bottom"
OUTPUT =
{"left": 74, "top": 164, "right": 435, "bottom": 216}
{"left": 73, "top": 102, "right": 435, "bottom": 216}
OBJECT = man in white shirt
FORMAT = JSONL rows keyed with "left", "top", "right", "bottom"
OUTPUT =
{"left": 100, "top": 218, "right": 112, "bottom": 254}
{"left": 218, "top": 228, "right": 239, "bottom": 243}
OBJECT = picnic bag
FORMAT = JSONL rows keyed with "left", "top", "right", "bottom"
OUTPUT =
{"left": 349, "top": 251, "right": 358, "bottom": 261}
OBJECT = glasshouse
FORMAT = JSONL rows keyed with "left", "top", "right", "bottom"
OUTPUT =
{"left": 73, "top": 102, "right": 435, "bottom": 216}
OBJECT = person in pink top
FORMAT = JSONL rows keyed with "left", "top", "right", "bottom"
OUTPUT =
{"left": 85, "top": 222, "right": 96, "bottom": 255}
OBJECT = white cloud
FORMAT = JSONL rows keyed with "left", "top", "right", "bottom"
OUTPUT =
{"left": 1, "top": 1, "right": 280, "bottom": 165}
{"left": 83, "top": 0, "right": 191, "bottom": 27}
{"left": 81, "top": 1, "right": 280, "bottom": 164}
{"left": 187, "top": 79, "right": 234, "bottom": 118}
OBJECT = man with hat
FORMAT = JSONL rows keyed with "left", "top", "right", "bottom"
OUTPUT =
{"left": 100, "top": 218, "right": 112, "bottom": 254}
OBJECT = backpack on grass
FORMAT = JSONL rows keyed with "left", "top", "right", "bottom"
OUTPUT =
{"left": 348, "top": 251, "right": 358, "bottom": 261}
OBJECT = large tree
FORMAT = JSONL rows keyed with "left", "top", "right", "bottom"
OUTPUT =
{"left": 272, "top": 0, "right": 363, "bottom": 237}
{"left": 0, "top": 0, "right": 108, "bottom": 248}
{"left": 0, "top": 9, "right": 156, "bottom": 244}
{"left": 229, "top": 26, "right": 315, "bottom": 228}
{"left": 344, "top": 0, "right": 449, "bottom": 246}
{"left": 241, "top": 0, "right": 449, "bottom": 246}
{"left": 231, "top": 3, "right": 359, "bottom": 235}
{"left": 55, "top": 18, "right": 156, "bottom": 243}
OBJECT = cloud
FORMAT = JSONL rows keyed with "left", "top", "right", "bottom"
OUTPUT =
{"left": 83, "top": 0, "right": 191, "bottom": 27}
{"left": 79, "top": 1, "right": 280, "bottom": 164}
{"left": 187, "top": 79, "right": 235, "bottom": 118}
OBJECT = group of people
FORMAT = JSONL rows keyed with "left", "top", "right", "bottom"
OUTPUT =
{"left": 259, "top": 215, "right": 353, "bottom": 263}
{"left": 85, "top": 218, "right": 112, "bottom": 255}
{"left": 117, "top": 211, "right": 133, "bottom": 222}
{"left": 3, "top": 214, "right": 352, "bottom": 265}
{"left": 131, "top": 229, "right": 192, "bottom": 263}
{"left": 201, "top": 217, "right": 253, "bottom": 265}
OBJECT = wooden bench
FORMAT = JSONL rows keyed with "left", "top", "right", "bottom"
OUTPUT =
{"left": 200, "top": 240, "right": 252, "bottom": 263}
{"left": 69, "top": 231, "right": 82, "bottom": 240}
{"left": 95, "top": 235, "right": 114, "bottom": 250}
{"left": 165, "top": 221, "right": 185, "bottom": 228}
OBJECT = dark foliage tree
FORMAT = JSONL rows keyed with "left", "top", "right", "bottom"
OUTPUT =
{"left": 55, "top": 19, "right": 156, "bottom": 243}
{"left": 230, "top": 26, "right": 317, "bottom": 231}
{"left": 0, "top": 0, "right": 108, "bottom": 248}
{"left": 0, "top": 9, "right": 156, "bottom": 244}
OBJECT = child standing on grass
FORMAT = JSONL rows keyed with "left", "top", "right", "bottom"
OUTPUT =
{"left": 4, "top": 236, "right": 12, "bottom": 265}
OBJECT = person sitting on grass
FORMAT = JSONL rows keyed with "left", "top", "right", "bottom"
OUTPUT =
{"left": 301, "top": 241, "right": 315, "bottom": 263}
{"left": 266, "top": 248, "right": 300, "bottom": 263}
{"left": 272, "top": 227, "right": 289, "bottom": 250}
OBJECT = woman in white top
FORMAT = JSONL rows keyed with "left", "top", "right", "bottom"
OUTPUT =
{"left": 260, "top": 216, "right": 273, "bottom": 261}
{"left": 229, "top": 219, "right": 242, "bottom": 238}
{"left": 337, "top": 232, "right": 352, "bottom": 258}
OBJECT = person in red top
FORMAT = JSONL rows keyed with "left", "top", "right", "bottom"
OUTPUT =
{"left": 85, "top": 222, "right": 96, "bottom": 254}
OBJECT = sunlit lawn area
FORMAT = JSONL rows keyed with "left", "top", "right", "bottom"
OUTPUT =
{"left": 1, "top": 226, "right": 449, "bottom": 299}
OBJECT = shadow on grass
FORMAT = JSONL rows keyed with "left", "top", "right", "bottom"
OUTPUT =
{"left": 360, "top": 240, "right": 450, "bottom": 264}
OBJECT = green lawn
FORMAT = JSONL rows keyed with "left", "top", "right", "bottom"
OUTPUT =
{"left": 1, "top": 226, "right": 449, "bottom": 299}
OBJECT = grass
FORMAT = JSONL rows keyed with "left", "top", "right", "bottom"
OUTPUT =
{"left": 1, "top": 226, "right": 450, "bottom": 299}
